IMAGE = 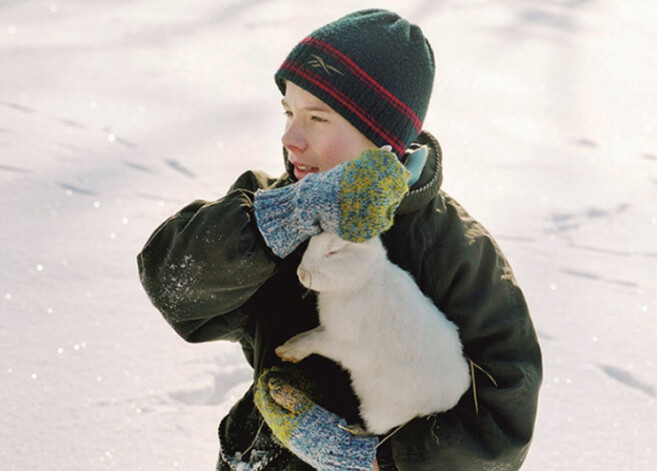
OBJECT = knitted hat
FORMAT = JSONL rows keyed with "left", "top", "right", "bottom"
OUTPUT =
{"left": 275, "top": 9, "right": 435, "bottom": 158}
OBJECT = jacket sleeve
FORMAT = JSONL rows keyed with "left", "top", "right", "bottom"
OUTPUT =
{"left": 388, "top": 195, "right": 542, "bottom": 470}
{"left": 136, "top": 171, "right": 282, "bottom": 344}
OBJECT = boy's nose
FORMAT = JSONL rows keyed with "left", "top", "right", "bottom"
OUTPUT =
{"left": 282, "top": 124, "right": 307, "bottom": 153}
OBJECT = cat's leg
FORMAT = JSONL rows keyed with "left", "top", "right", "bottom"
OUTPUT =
{"left": 275, "top": 327, "right": 326, "bottom": 363}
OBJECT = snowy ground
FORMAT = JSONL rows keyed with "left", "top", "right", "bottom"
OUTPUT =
{"left": 1, "top": 1, "right": 655, "bottom": 470}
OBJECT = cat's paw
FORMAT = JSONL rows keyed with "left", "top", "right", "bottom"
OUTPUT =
{"left": 275, "top": 340, "right": 311, "bottom": 363}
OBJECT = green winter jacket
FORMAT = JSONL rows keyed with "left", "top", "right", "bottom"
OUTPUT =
{"left": 137, "top": 131, "right": 542, "bottom": 470}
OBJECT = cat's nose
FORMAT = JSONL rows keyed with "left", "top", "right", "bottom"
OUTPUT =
{"left": 297, "top": 266, "right": 311, "bottom": 287}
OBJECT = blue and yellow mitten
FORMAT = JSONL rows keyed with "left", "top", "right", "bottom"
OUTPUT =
{"left": 253, "top": 148, "right": 409, "bottom": 258}
{"left": 254, "top": 368, "right": 378, "bottom": 471}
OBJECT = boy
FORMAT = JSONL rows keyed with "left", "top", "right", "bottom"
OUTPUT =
{"left": 138, "top": 9, "right": 542, "bottom": 470}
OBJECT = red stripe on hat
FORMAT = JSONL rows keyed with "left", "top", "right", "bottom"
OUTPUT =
{"left": 303, "top": 37, "right": 423, "bottom": 133}
{"left": 282, "top": 60, "right": 406, "bottom": 156}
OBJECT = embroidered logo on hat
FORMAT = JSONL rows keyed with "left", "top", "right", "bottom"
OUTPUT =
{"left": 307, "top": 55, "right": 344, "bottom": 76}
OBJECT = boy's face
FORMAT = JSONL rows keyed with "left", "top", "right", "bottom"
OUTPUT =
{"left": 281, "top": 81, "right": 376, "bottom": 180}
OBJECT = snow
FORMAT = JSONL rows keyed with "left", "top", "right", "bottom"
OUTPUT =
{"left": 1, "top": 1, "right": 655, "bottom": 469}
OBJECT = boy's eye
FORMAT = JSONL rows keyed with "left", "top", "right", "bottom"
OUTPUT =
{"left": 283, "top": 110, "right": 293, "bottom": 117}
{"left": 311, "top": 115, "right": 327, "bottom": 123}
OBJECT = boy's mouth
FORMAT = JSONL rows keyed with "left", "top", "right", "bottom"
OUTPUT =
{"left": 293, "top": 163, "right": 319, "bottom": 180}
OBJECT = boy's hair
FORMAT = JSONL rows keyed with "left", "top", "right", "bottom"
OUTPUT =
{"left": 275, "top": 9, "right": 435, "bottom": 158}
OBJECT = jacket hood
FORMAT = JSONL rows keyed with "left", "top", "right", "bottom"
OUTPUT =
{"left": 282, "top": 130, "right": 443, "bottom": 215}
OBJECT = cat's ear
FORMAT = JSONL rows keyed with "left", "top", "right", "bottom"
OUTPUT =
{"left": 325, "top": 233, "right": 348, "bottom": 257}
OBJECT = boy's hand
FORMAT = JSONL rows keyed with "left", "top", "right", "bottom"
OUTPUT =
{"left": 329, "top": 148, "right": 410, "bottom": 242}
{"left": 254, "top": 367, "right": 378, "bottom": 471}
{"left": 253, "top": 148, "right": 409, "bottom": 258}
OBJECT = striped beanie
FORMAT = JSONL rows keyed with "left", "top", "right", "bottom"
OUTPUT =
{"left": 275, "top": 9, "right": 435, "bottom": 159}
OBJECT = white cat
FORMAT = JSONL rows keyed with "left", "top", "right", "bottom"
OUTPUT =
{"left": 275, "top": 232, "right": 471, "bottom": 435}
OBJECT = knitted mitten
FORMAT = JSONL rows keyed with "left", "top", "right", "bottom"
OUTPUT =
{"left": 253, "top": 148, "right": 409, "bottom": 258}
{"left": 254, "top": 367, "right": 378, "bottom": 471}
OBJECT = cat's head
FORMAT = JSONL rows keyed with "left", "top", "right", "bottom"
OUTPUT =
{"left": 297, "top": 232, "right": 384, "bottom": 292}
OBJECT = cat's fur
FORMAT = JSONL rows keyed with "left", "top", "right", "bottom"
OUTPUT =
{"left": 276, "top": 232, "right": 471, "bottom": 434}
